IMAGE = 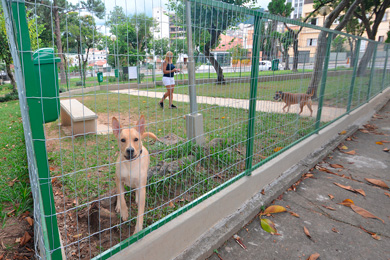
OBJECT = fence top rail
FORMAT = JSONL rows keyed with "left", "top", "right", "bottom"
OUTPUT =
{"left": 189, "top": 0, "right": 386, "bottom": 45}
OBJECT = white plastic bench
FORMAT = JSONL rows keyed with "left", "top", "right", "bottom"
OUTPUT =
{"left": 60, "top": 99, "right": 98, "bottom": 135}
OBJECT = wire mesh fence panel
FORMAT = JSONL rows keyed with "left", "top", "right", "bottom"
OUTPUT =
{"left": 3, "top": 0, "right": 390, "bottom": 259}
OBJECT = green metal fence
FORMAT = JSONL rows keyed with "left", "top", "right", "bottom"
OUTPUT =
{"left": 2, "top": 0, "right": 389, "bottom": 259}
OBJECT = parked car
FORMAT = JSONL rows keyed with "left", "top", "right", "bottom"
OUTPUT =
{"left": 259, "top": 60, "right": 283, "bottom": 71}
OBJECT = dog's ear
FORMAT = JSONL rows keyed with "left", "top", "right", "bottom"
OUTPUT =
{"left": 136, "top": 115, "right": 146, "bottom": 135}
{"left": 112, "top": 117, "right": 122, "bottom": 138}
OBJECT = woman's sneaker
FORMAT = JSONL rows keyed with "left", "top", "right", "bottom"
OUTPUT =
{"left": 169, "top": 104, "right": 177, "bottom": 109}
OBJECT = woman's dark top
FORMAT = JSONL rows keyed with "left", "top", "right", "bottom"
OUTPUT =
{"left": 163, "top": 63, "right": 175, "bottom": 77}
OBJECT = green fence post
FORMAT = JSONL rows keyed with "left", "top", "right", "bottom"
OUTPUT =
{"left": 9, "top": 0, "right": 62, "bottom": 259}
{"left": 245, "top": 14, "right": 262, "bottom": 175}
{"left": 315, "top": 33, "right": 333, "bottom": 131}
{"left": 366, "top": 42, "right": 378, "bottom": 102}
{"left": 381, "top": 44, "right": 389, "bottom": 92}
{"left": 347, "top": 39, "right": 361, "bottom": 113}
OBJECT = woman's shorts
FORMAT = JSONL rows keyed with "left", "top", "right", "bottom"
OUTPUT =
{"left": 163, "top": 76, "right": 175, "bottom": 86}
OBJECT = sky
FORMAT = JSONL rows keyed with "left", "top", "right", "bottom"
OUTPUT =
{"left": 69, "top": 0, "right": 272, "bottom": 34}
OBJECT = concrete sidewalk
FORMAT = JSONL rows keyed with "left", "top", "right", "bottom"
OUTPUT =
{"left": 206, "top": 101, "right": 390, "bottom": 260}
{"left": 111, "top": 89, "right": 346, "bottom": 122}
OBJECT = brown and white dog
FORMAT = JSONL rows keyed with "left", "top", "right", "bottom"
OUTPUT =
{"left": 273, "top": 90, "right": 314, "bottom": 116}
{"left": 112, "top": 115, "right": 159, "bottom": 234}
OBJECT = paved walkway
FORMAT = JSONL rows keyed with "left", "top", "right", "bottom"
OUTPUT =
{"left": 207, "top": 100, "right": 390, "bottom": 260}
{"left": 111, "top": 89, "right": 346, "bottom": 122}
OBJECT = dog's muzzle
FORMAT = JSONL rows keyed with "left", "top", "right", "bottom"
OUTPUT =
{"left": 124, "top": 147, "right": 143, "bottom": 160}
{"left": 125, "top": 147, "right": 135, "bottom": 160}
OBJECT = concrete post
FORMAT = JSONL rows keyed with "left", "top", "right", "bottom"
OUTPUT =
{"left": 185, "top": 0, "right": 204, "bottom": 145}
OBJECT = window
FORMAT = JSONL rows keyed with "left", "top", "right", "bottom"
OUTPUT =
{"left": 311, "top": 18, "right": 317, "bottom": 25}
{"left": 379, "top": 36, "right": 384, "bottom": 42}
{"left": 307, "top": 38, "right": 317, "bottom": 46}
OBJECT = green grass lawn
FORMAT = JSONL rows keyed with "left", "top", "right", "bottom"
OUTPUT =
{"left": 0, "top": 101, "right": 32, "bottom": 224}
{"left": 0, "top": 84, "right": 13, "bottom": 97}
{"left": 59, "top": 68, "right": 314, "bottom": 90}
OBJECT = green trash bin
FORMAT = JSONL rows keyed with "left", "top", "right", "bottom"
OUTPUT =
{"left": 114, "top": 69, "right": 119, "bottom": 78}
{"left": 271, "top": 59, "right": 279, "bottom": 71}
{"left": 33, "top": 48, "right": 61, "bottom": 123}
{"left": 97, "top": 72, "right": 103, "bottom": 83}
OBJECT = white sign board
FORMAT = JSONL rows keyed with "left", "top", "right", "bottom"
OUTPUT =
{"left": 128, "top": 66, "right": 138, "bottom": 80}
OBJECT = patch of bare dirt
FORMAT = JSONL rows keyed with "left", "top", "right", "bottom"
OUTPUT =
{"left": 0, "top": 213, "right": 35, "bottom": 260}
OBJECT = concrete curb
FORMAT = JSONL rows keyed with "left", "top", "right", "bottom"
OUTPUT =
{"left": 110, "top": 89, "right": 390, "bottom": 260}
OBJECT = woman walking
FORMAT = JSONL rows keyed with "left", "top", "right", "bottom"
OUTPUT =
{"left": 160, "top": 51, "right": 180, "bottom": 109}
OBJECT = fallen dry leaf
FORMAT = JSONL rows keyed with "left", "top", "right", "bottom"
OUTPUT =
{"left": 372, "top": 234, "right": 381, "bottom": 240}
{"left": 331, "top": 227, "right": 339, "bottom": 233}
{"left": 338, "top": 199, "right": 355, "bottom": 207}
{"left": 261, "top": 189, "right": 265, "bottom": 195}
{"left": 322, "top": 205, "right": 336, "bottom": 211}
{"left": 334, "top": 183, "right": 365, "bottom": 196}
{"left": 263, "top": 205, "right": 287, "bottom": 215}
{"left": 354, "top": 189, "right": 366, "bottom": 196}
{"left": 359, "top": 129, "right": 370, "bottom": 133}
{"left": 20, "top": 231, "right": 32, "bottom": 246}
{"left": 383, "top": 148, "right": 389, "bottom": 152}
{"left": 306, "top": 253, "right": 320, "bottom": 260}
{"left": 289, "top": 211, "right": 300, "bottom": 218}
{"left": 351, "top": 205, "right": 384, "bottom": 223}
{"left": 380, "top": 140, "right": 390, "bottom": 143}
{"left": 339, "top": 130, "right": 347, "bottom": 135}
{"left": 340, "top": 145, "right": 348, "bottom": 150}
{"left": 364, "top": 178, "right": 389, "bottom": 189}
{"left": 274, "top": 147, "right": 283, "bottom": 152}
{"left": 385, "top": 192, "right": 390, "bottom": 198}
{"left": 375, "top": 141, "right": 383, "bottom": 145}
{"left": 25, "top": 217, "right": 34, "bottom": 226}
{"left": 330, "top": 164, "right": 344, "bottom": 168}
{"left": 303, "top": 226, "right": 311, "bottom": 239}
{"left": 169, "top": 201, "right": 174, "bottom": 208}
{"left": 328, "top": 194, "right": 334, "bottom": 200}
{"left": 344, "top": 150, "right": 356, "bottom": 155}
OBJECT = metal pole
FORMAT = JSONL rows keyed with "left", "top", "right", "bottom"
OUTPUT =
{"left": 245, "top": 14, "right": 263, "bottom": 175}
{"left": 381, "top": 44, "right": 389, "bottom": 92}
{"left": 6, "top": 0, "right": 62, "bottom": 258}
{"left": 366, "top": 42, "right": 378, "bottom": 102}
{"left": 315, "top": 33, "right": 333, "bottom": 131}
{"left": 347, "top": 39, "right": 361, "bottom": 113}
{"left": 185, "top": 0, "right": 204, "bottom": 145}
{"left": 186, "top": 0, "right": 197, "bottom": 114}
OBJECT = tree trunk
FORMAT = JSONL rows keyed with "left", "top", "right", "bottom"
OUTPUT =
{"left": 5, "top": 62, "right": 16, "bottom": 92}
{"left": 204, "top": 46, "right": 225, "bottom": 83}
{"left": 307, "top": 0, "right": 361, "bottom": 97}
{"left": 356, "top": 40, "right": 375, "bottom": 77}
{"left": 292, "top": 37, "right": 299, "bottom": 72}
{"left": 285, "top": 52, "right": 290, "bottom": 70}
{"left": 307, "top": 31, "right": 328, "bottom": 98}
{"left": 205, "top": 28, "right": 225, "bottom": 83}
{"left": 53, "top": 1, "right": 66, "bottom": 84}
